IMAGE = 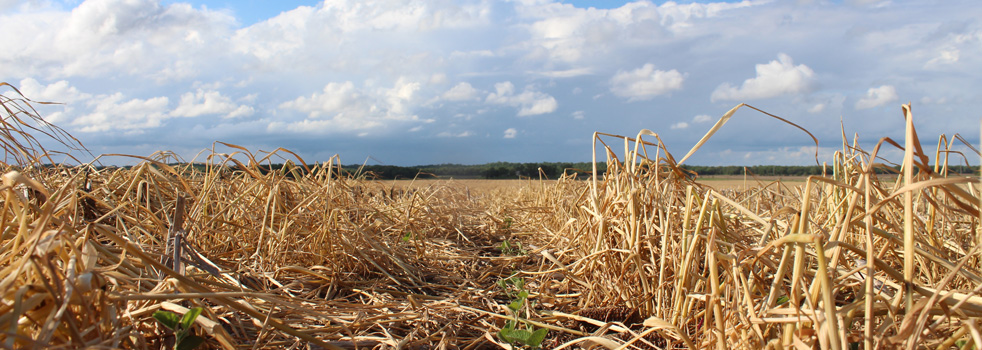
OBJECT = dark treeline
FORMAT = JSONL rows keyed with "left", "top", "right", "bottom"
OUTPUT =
{"left": 681, "top": 165, "right": 828, "bottom": 176}
{"left": 112, "top": 162, "right": 978, "bottom": 180}
{"left": 345, "top": 162, "right": 602, "bottom": 179}
{"left": 346, "top": 163, "right": 979, "bottom": 180}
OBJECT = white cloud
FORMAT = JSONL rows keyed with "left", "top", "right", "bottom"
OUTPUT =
{"left": 926, "top": 48, "right": 960, "bottom": 67}
{"left": 280, "top": 81, "right": 366, "bottom": 119}
{"left": 517, "top": 1, "right": 758, "bottom": 65}
{"left": 808, "top": 103, "right": 826, "bottom": 114}
{"left": 535, "top": 68, "right": 593, "bottom": 78}
{"left": 15, "top": 78, "right": 93, "bottom": 125}
{"left": 485, "top": 82, "right": 558, "bottom": 117}
{"left": 692, "top": 114, "right": 712, "bottom": 123}
{"left": 441, "top": 82, "right": 480, "bottom": 101}
{"left": 18, "top": 78, "right": 91, "bottom": 103}
{"left": 711, "top": 53, "right": 815, "bottom": 102}
{"left": 0, "top": 0, "right": 236, "bottom": 80}
{"left": 855, "top": 85, "right": 898, "bottom": 109}
{"left": 503, "top": 128, "right": 517, "bottom": 138}
{"left": 670, "top": 122, "right": 689, "bottom": 130}
{"left": 278, "top": 79, "right": 427, "bottom": 133}
{"left": 74, "top": 93, "right": 170, "bottom": 132}
{"left": 437, "top": 131, "right": 472, "bottom": 138}
{"left": 171, "top": 89, "right": 254, "bottom": 119}
{"left": 384, "top": 77, "right": 420, "bottom": 115}
{"left": 571, "top": 110, "right": 585, "bottom": 119}
{"left": 609, "top": 64, "right": 685, "bottom": 101}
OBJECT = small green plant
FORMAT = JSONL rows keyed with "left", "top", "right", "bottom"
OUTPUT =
{"left": 499, "top": 320, "right": 548, "bottom": 349}
{"left": 500, "top": 240, "right": 527, "bottom": 256}
{"left": 401, "top": 231, "right": 417, "bottom": 242}
{"left": 152, "top": 307, "right": 205, "bottom": 350}
{"left": 497, "top": 276, "right": 528, "bottom": 310}
{"left": 503, "top": 217, "right": 513, "bottom": 229}
{"left": 496, "top": 276, "right": 548, "bottom": 349}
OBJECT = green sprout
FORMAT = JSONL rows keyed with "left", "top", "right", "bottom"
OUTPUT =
{"left": 496, "top": 276, "right": 548, "bottom": 349}
{"left": 152, "top": 307, "right": 205, "bottom": 350}
{"left": 500, "top": 240, "right": 527, "bottom": 256}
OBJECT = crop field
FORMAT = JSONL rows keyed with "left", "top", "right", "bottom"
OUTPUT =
{"left": 1, "top": 93, "right": 981, "bottom": 350}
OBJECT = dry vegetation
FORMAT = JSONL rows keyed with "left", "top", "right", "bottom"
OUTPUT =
{"left": 1, "top": 84, "right": 981, "bottom": 349}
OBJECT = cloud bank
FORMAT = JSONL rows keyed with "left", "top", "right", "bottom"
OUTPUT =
{"left": 0, "top": 0, "right": 978, "bottom": 165}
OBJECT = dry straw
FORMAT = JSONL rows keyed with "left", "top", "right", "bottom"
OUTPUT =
{"left": 0, "top": 83, "right": 979, "bottom": 349}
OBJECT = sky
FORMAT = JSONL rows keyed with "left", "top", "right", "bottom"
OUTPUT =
{"left": 1, "top": 0, "right": 979, "bottom": 166}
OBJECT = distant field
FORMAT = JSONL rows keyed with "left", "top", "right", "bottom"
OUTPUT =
{"left": 386, "top": 176, "right": 812, "bottom": 192}
{"left": 696, "top": 175, "right": 808, "bottom": 190}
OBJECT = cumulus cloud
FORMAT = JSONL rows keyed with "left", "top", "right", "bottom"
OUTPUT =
{"left": 18, "top": 78, "right": 91, "bottom": 103}
{"left": 670, "top": 122, "right": 689, "bottom": 130}
{"left": 171, "top": 89, "right": 254, "bottom": 119}
{"left": 692, "top": 114, "right": 712, "bottom": 123}
{"left": 385, "top": 77, "right": 420, "bottom": 115}
{"left": 571, "top": 110, "right": 585, "bottom": 119}
{"left": 441, "top": 82, "right": 480, "bottom": 101}
{"left": 0, "top": 0, "right": 236, "bottom": 80}
{"left": 280, "top": 82, "right": 367, "bottom": 119}
{"left": 518, "top": 1, "right": 759, "bottom": 65}
{"left": 74, "top": 93, "right": 170, "bottom": 132}
{"left": 485, "top": 82, "right": 558, "bottom": 117}
{"left": 16, "top": 78, "right": 93, "bottom": 124}
{"left": 277, "top": 79, "right": 427, "bottom": 133}
{"left": 15, "top": 79, "right": 183, "bottom": 132}
{"left": 503, "top": 128, "right": 517, "bottom": 139}
{"left": 609, "top": 64, "right": 685, "bottom": 101}
{"left": 711, "top": 54, "right": 815, "bottom": 102}
{"left": 855, "top": 85, "right": 898, "bottom": 109}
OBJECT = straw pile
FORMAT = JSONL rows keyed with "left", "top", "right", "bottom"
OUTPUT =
{"left": 1, "top": 84, "right": 980, "bottom": 349}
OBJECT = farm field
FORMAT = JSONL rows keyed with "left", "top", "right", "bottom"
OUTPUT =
{"left": 2, "top": 102, "right": 981, "bottom": 350}
{"left": 387, "top": 176, "right": 808, "bottom": 193}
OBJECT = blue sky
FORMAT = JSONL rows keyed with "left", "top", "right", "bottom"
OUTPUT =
{"left": 1, "top": 0, "right": 979, "bottom": 166}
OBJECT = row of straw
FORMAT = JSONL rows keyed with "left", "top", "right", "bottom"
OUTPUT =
{"left": 523, "top": 103, "right": 981, "bottom": 349}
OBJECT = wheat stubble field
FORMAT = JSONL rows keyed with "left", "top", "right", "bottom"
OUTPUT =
{"left": 1, "top": 88, "right": 981, "bottom": 350}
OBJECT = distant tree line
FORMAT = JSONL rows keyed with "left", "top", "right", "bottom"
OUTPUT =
{"left": 679, "top": 165, "right": 828, "bottom": 176}
{"left": 344, "top": 162, "right": 602, "bottom": 180}
{"left": 100, "top": 162, "right": 978, "bottom": 180}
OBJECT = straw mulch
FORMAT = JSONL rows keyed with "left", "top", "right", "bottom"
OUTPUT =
{"left": 1, "top": 85, "right": 980, "bottom": 349}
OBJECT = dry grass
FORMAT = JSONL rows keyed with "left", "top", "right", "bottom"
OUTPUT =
{"left": 0, "top": 86, "right": 980, "bottom": 349}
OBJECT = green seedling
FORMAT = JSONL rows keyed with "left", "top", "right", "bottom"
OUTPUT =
{"left": 401, "top": 231, "right": 417, "bottom": 242}
{"left": 152, "top": 307, "right": 205, "bottom": 350}
{"left": 496, "top": 276, "right": 525, "bottom": 300}
{"left": 499, "top": 320, "right": 548, "bottom": 349}
{"left": 496, "top": 276, "right": 548, "bottom": 349}
{"left": 500, "top": 240, "right": 527, "bottom": 256}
